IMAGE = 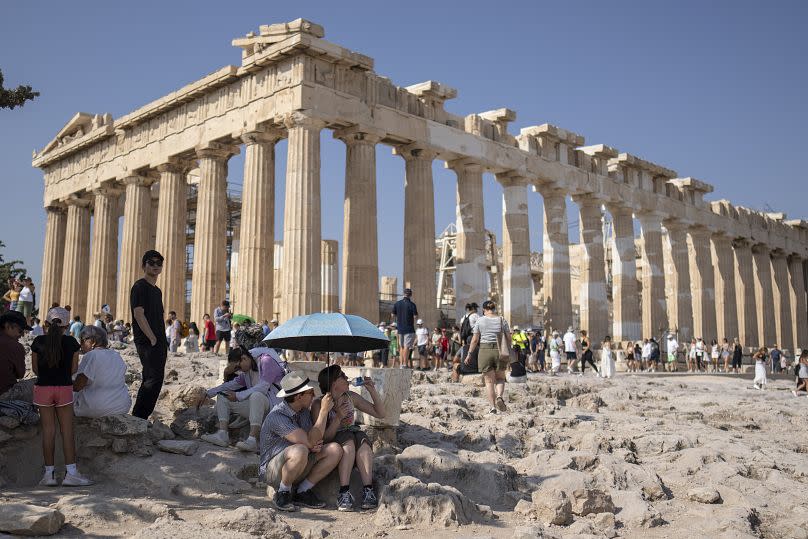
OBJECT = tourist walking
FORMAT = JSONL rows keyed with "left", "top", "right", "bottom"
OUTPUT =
{"left": 549, "top": 330, "right": 562, "bottom": 375}
{"left": 68, "top": 316, "right": 83, "bottom": 342}
{"left": 600, "top": 335, "right": 615, "bottom": 378}
{"left": 415, "top": 319, "right": 429, "bottom": 370}
{"left": 213, "top": 300, "right": 233, "bottom": 355}
{"left": 731, "top": 338, "right": 743, "bottom": 374}
{"left": 391, "top": 288, "right": 418, "bottom": 369}
{"left": 464, "top": 300, "right": 510, "bottom": 414}
{"left": 579, "top": 330, "right": 598, "bottom": 375}
{"left": 770, "top": 344, "right": 782, "bottom": 374}
{"left": 721, "top": 337, "right": 731, "bottom": 372}
{"left": 710, "top": 339, "right": 720, "bottom": 373}
{"left": 753, "top": 347, "right": 768, "bottom": 390}
{"left": 563, "top": 327, "right": 578, "bottom": 374}
{"left": 641, "top": 338, "right": 651, "bottom": 370}
{"left": 202, "top": 314, "right": 216, "bottom": 351}
{"left": 130, "top": 250, "right": 168, "bottom": 420}
{"left": 695, "top": 337, "right": 706, "bottom": 372}
{"left": 666, "top": 333, "right": 679, "bottom": 372}
{"left": 167, "top": 311, "right": 181, "bottom": 353}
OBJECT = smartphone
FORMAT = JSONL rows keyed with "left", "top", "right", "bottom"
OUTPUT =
{"left": 352, "top": 376, "right": 365, "bottom": 387}
{"left": 217, "top": 391, "right": 229, "bottom": 396}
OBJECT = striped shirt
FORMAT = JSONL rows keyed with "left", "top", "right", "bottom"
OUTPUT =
{"left": 259, "top": 401, "right": 313, "bottom": 478}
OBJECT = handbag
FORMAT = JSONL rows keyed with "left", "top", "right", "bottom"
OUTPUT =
{"left": 497, "top": 317, "right": 517, "bottom": 363}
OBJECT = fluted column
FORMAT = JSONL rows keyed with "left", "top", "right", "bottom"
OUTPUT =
{"left": 190, "top": 144, "right": 235, "bottom": 324}
{"left": 116, "top": 176, "right": 153, "bottom": 322}
{"left": 574, "top": 196, "right": 607, "bottom": 345}
{"left": 40, "top": 205, "right": 67, "bottom": 311}
{"left": 608, "top": 205, "right": 641, "bottom": 341}
{"left": 540, "top": 187, "right": 571, "bottom": 331}
{"left": 336, "top": 128, "right": 381, "bottom": 321}
{"left": 688, "top": 227, "right": 717, "bottom": 341}
{"left": 733, "top": 239, "right": 757, "bottom": 348}
{"left": 398, "top": 144, "right": 439, "bottom": 328}
{"left": 281, "top": 113, "right": 325, "bottom": 320}
{"left": 155, "top": 162, "right": 190, "bottom": 320}
{"left": 663, "top": 222, "right": 693, "bottom": 341}
{"left": 752, "top": 244, "right": 776, "bottom": 347}
{"left": 62, "top": 197, "right": 92, "bottom": 319}
{"left": 771, "top": 252, "right": 794, "bottom": 351}
{"left": 450, "top": 159, "right": 488, "bottom": 321}
{"left": 788, "top": 256, "right": 808, "bottom": 349}
{"left": 711, "top": 233, "right": 738, "bottom": 342}
{"left": 234, "top": 130, "right": 282, "bottom": 321}
{"left": 86, "top": 187, "right": 120, "bottom": 321}
{"left": 637, "top": 212, "right": 668, "bottom": 339}
{"left": 380, "top": 276, "right": 398, "bottom": 301}
{"left": 321, "top": 240, "right": 339, "bottom": 313}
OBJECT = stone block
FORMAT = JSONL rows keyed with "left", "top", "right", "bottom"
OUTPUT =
{"left": 157, "top": 440, "right": 199, "bottom": 456}
{"left": 91, "top": 414, "right": 148, "bottom": 436}
{"left": 531, "top": 488, "right": 572, "bottom": 526}
{"left": 342, "top": 367, "right": 412, "bottom": 427}
{"left": 0, "top": 503, "right": 65, "bottom": 536}
{"left": 687, "top": 487, "right": 721, "bottom": 504}
{"left": 288, "top": 361, "right": 328, "bottom": 396}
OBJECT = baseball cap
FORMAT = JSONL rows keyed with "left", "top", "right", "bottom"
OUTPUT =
{"left": 0, "top": 310, "right": 32, "bottom": 331}
{"left": 46, "top": 307, "right": 71, "bottom": 327}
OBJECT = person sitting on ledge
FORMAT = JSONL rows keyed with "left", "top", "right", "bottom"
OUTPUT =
{"left": 200, "top": 346, "right": 271, "bottom": 452}
{"left": 0, "top": 310, "right": 33, "bottom": 402}
{"left": 73, "top": 325, "right": 131, "bottom": 417}
{"left": 313, "top": 365, "right": 385, "bottom": 511}
{"left": 259, "top": 371, "right": 342, "bottom": 512}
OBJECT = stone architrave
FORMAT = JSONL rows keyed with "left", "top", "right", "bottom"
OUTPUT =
{"left": 539, "top": 187, "right": 571, "bottom": 331}
{"left": 234, "top": 130, "right": 282, "bottom": 321}
{"left": 788, "top": 256, "right": 808, "bottom": 349}
{"left": 711, "top": 232, "right": 739, "bottom": 343}
{"left": 688, "top": 227, "right": 717, "bottom": 341}
{"left": 321, "top": 240, "right": 339, "bottom": 313}
{"left": 771, "top": 251, "right": 794, "bottom": 351}
{"left": 637, "top": 212, "right": 668, "bottom": 339}
{"left": 449, "top": 159, "right": 488, "bottom": 321}
{"left": 281, "top": 112, "right": 325, "bottom": 320}
{"left": 62, "top": 197, "right": 92, "bottom": 319}
{"left": 190, "top": 144, "right": 236, "bottom": 324}
{"left": 498, "top": 175, "right": 532, "bottom": 328}
{"left": 86, "top": 187, "right": 120, "bottom": 321}
{"left": 116, "top": 176, "right": 152, "bottom": 322}
{"left": 335, "top": 128, "right": 382, "bottom": 321}
{"left": 574, "top": 196, "right": 608, "bottom": 345}
{"left": 40, "top": 205, "right": 67, "bottom": 312}
{"left": 662, "top": 221, "right": 693, "bottom": 341}
{"left": 154, "top": 161, "right": 190, "bottom": 320}
{"left": 607, "top": 205, "right": 641, "bottom": 341}
{"left": 752, "top": 244, "right": 776, "bottom": 347}
{"left": 733, "top": 239, "right": 758, "bottom": 348}
{"left": 397, "top": 144, "right": 439, "bottom": 329}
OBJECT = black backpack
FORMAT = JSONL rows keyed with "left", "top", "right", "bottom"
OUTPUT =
{"left": 460, "top": 314, "right": 473, "bottom": 344}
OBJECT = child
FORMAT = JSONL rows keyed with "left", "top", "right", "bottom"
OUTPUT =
{"left": 753, "top": 347, "right": 768, "bottom": 390}
{"left": 31, "top": 307, "right": 93, "bottom": 486}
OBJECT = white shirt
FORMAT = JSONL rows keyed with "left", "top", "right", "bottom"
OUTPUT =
{"left": 563, "top": 331, "right": 576, "bottom": 353}
{"left": 642, "top": 342, "right": 652, "bottom": 359}
{"left": 73, "top": 348, "right": 132, "bottom": 417}
{"left": 18, "top": 286, "right": 33, "bottom": 302}
{"left": 695, "top": 340, "right": 705, "bottom": 354}
{"left": 416, "top": 327, "right": 429, "bottom": 346}
{"left": 667, "top": 338, "right": 678, "bottom": 354}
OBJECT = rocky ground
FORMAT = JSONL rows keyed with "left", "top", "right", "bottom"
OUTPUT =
{"left": 1, "top": 345, "right": 807, "bottom": 538}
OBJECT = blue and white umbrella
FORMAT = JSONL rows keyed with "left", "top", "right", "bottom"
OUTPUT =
{"left": 262, "top": 312, "right": 389, "bottom": 353}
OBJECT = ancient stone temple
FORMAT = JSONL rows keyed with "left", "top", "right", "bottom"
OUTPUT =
{"left": 34, "top": 19, "right": 808, "bottom": 351}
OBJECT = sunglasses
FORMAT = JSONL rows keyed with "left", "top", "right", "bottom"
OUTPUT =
{"left": 146, "top": 259, "right": 164, "bottom": 267}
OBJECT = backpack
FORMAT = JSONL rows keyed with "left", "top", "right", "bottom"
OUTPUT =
{"left": 179, "top": 321, "right": 190, "bottom": 339}
{"left": 460, "top": 314, "right": 473, "bottom": 344}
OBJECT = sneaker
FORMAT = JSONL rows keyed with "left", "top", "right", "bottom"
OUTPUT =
{"left": 201, "top": 430, "right": 230, "bottom": 447}
{"left": 495, "top": 396, "right": 508, "bottom": 412}
{"left": 273, "top": 490, "right": 297, "bottom": 512}
{"left": 337, "top": 490, "right": 355, "bottom": 511}
{"left": 753, "top": 383, "right": 760, "bottom": 390}
{"left": 295, "top": 489, "right": 326, "bottom": 509}
{"left": 39, "top": 470, "right": 58, "bottom": 487}
{"left": 229, "top": 417, "right": 250, "bottom": 429}
{"left": 62, "top": 472, "right": 94, "bottom": 486}
{"left": 793, "top": 390, "right": 799, "bottom": 397}
{"left": 487, "top": 407, "right": 497, "bottom": 415}
{"left": 235, "top": 438, "right": 258, "bottom": 452}
{"left": 361, "top": 488, "right": 378, "bottom": 510}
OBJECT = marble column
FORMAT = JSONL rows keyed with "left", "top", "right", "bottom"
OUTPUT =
{"left": 40, "top": 205, "right": 67, "bottom": 312}
{"left": 663, "top": 222, "right": 693, "bottom": 341}
{"left": 86, "top": 188, "right": 119, "bottom": 321}
{"left": 62, "top": 197, "right": 92, "bottom": 320}
{"left": 190, "top": 145, "right": 234, "bottom": 324}
{"left": 281, "top": 113, "right": 325, "bottom": 320}
{"left": 115, "top": 176, "right": 152, "bottom": 322}
{"left": 321, "top": 240, "right": 339, "bottom": 313}
{"left": 399, "top": 145, "right": 439, "bottom": 328}
{"left": 752, "top": 244, "right": 776, "bottom": 347}
{"left": 711, "top": 232, "right": 739, "bottom": 342}
{"left": 497, "top": 176, "right": 531, "bottom": 328}
{"left": 273, "top": 242, "right": 283, "bottom": 319}
{"left": 575, "top": 196, "right": 608, "bottom": 344}
{"left": 234, "top": 131, "right": 282, "bottom": 321}
{"left": 336, "top": 129, "right": 381, "bottom": 321}
{"left": 771, "top": 252, "right": 794, "bottom": 351}
{"left": 688, "top": 227, "right": 717, "bottom": 341}
{"left": 788, "top": 256, "right": 808, "bottom": 349}
{"left": 637, "top": 212, "right": 668, "bottom": 339}
{"left": 380, "top": 276, "right": 398, "bottom": 301}
{"left": 149, "top": 187, "right": 159, "bottom": 251}
{"left": 540, "top": 187, "right": 571, "bottom": 331}
{"left": 733, "top": 239, "right": 758, "bottom": 348}
{"left": 608, "top": 205, "right": 641, "bottom": 341}
{"left": 449, "top": 159, "right": 488, "bottom": 321}
{"left": 154, "top": 162, "right": 189, "bottom": 320}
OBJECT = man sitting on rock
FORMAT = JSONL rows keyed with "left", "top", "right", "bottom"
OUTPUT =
{"left": 259, "top": 371, "right": 342, "bottom": 512}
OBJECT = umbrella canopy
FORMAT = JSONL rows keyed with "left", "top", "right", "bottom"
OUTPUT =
{"left": 262, "top": 312, "right": 389, "bottom": 353}
{"left": 232, "top": 314, "right": 255, "bottom": 325}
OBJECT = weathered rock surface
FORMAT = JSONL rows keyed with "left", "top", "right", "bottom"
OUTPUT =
{"left": 157, "top": 439, "right": 199, "bottom": 455}
{"left": 531, "top": 488, "right": 572, "bottom": 526}
{"left": 201, "top": 506, "right": 292, "bottom": 538}
{"left": 688, "top": 486, "right": 722, "bottom": 504}
{"left": 0, "top": 503, "right": 65, "bottom": 536}
{"left": 374, "top": 475, "right": 487, "bottom": 527}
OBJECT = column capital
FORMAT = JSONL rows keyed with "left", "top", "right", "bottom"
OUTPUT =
{"left": 91, "top": 184, "right": 123, "bottom": 198}
{"left": 333, "top": 125, "right": 384, "bottom": 146}
{"left": 605, "top": 202, "right": 634, "bottom": 218}
{"left": 195, "top": 141, "right": 240, "bottom": 161}
{"left": 570, "top": 192, "right": 604, "bottom": 206}
{"left": 45, "top": 203, "right": 66, "bottom": 213}
{"left": 788, "top": 253, "right": 804, "bottom": 263}
{"left": 122, "top": 175, "right": 153, "bottom": 187}
{"left": 635, "top": 209, "right": 667, "bottom": 221}
{"left": 532, "top": 181, "right": 565, "bottom": 197}
{"left": 751, "top": 242, "right": 771, "bottom": 255}
{"left": 242, "top": 128, "right": 285, "bottom": 146}
{"left": 64, "top": 195, "right": 92, "bottom": 208}
{"left": 282, "top": 111, "right": 327, "bottom": 131}
{"left": 392, "top": 143, "right": 439, "bottom": 162}
{"left": 732, "top": 237, "right": 753, "bottom": 249}
{"left": 496, "top": 172, "right": 530, "bottom": 188}
{"left": 770, "top": 248, "right": 788, "bottom": 259}
{"left": 687, "top": 225, "right": 713, "bottom": 240}
{"left": 445, "top": 157, "right": 483, "bottom": 174}
{"left": 661, "top": 217, "right": 693, "bottom": 231}
{"left": 156, "top": 157, "right": 195, "bottom": 175}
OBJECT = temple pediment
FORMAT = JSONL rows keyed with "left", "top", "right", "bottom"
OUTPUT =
{"left": 35, "top": 112, "right": 113, "bottom": 160}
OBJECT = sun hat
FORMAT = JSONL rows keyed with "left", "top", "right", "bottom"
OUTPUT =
{"left": 275, "top": 371, "right": 318, "bottom": 398}
{"left": 416, "top": 319, "right": 423, "bottom": 325}
{"left": 46, "top": 307, "right": 71, "bottom": 327}
{"left": 513, "top": 325, "right": 520, "bottom": 331}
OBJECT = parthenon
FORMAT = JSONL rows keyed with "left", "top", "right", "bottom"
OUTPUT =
{"left": 33, "top": 19, "right": 808, "bottom": 352}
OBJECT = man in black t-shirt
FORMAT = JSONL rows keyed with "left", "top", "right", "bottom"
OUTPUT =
{"left": 130, "top": 249, "right": 167, "bottom": 419}
{"left": 391, "top": 288, "right": 418, "bottom": 369}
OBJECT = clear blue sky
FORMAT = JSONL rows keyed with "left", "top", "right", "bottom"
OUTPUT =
{"left": 2, "top": 1, "right": 806, "bottom": 293}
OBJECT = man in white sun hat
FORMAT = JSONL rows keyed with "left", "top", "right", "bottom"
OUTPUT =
{"left": 415, "top": 318, "right": 429, "bottom": 370}
{"left": 259, "top": 371, "right": 342, "bottom": 512}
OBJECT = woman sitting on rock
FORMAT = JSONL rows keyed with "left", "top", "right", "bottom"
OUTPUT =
{"left": 312, "top": 364, "right": 385, "bottom": 512}
{"left": 73, "top": 325, "right": 131, "bottom": 417}
{"left": 200, "top": 346, "right": 271, "bottom": 452}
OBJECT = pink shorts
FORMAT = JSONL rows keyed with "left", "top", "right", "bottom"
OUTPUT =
{"left": 33, "top": 385, "right": 73, "bottom": 407}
